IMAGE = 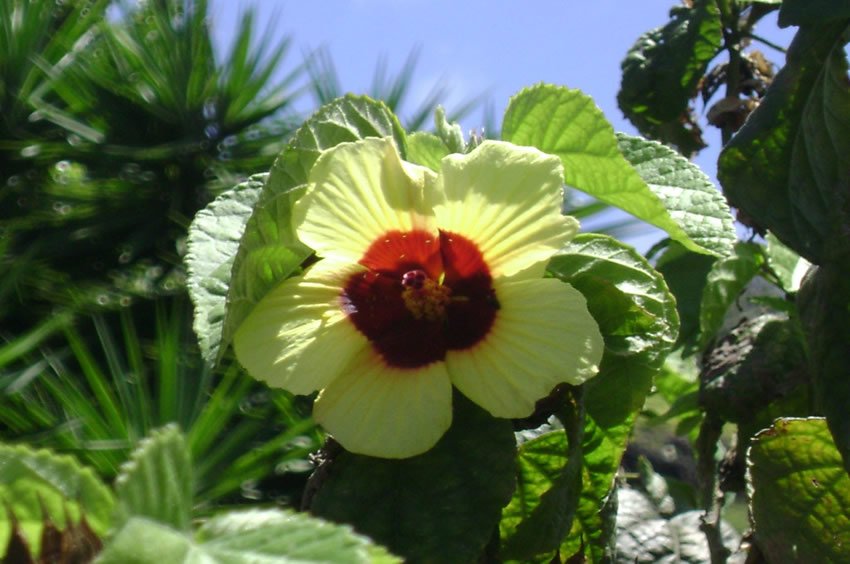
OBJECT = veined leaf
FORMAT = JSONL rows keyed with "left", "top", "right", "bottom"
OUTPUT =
{"left": 113, "top": 425, "right": 193, "bottom": 532}
{"left": 698, "top": 242, "right": 765, "bottom": 348}
{"left": 798, "top": 265, "right": 850, "bottom": 476}
{"left": 617, "top": 0, "right": 723, "bottom": 154}
{"left": 269, "top": 94, "right": 408, "bottom": 192}
{"left": 544, "top": 234, "right": 678, "bottom": 559}
{"left": 500, "top": 397, "right": 583, "bottom": 560}
{"left": 97, "top": 510, "right": 398, "bottom": 564}
{"left": 617, "top": 133, "right": 735, "bottom": 257}
{"left": 309, "top": 393, "right": 516, "bottom": 562}
{"left": 502, "top": 84, "right": 712, "bottom": 255}
{"left": 186, "top": 175, "right": 264, "bottom": 364}
{"left": 222, "top": 95, "right": 406, "bottom": 352}
{"left": 748, "top": 417, "right": 850, "bottom": 562}
{"left": 549, "top": 233, "right": 679, "bottom": 423}
{"left": 718, "top": 22, "right": 850, "bottom": 265}
{"left": 0, "top": 443, "right": 113, "bottom": 558}
{"left": 406, "top": 131, "right": 449, "bottom": 171}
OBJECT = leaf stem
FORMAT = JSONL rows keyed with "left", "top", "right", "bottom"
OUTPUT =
{"left": 696, "top": 413, "right": 730, "bottom": 564}
{"left": 744, "top": 32, "right": 787, "bottom": 54}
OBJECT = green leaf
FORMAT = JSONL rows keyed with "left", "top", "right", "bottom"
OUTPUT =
{"left": 797, "top": 265, "right": 850, "bottom": 476}
{"left": 186, "top": 175, "right": 264, "bottom": 364}
{"left": 220, "top": 181, "right": 312, "bottom": 359}
{"left": 97, "top": 510, "right": 399, "bottom": 564}
{"left": 718, "top": 22, "right": 850, "bottom": 265}
{"left": 502, "top": 84, "right": 710, "bottom": 255}
{"left": 562, "top": 414, "right": 634, "bottom": 561}
{"left": 0, "top": 442, "right": 113, "bottom": 557}
{"left": 698, "top": 242, "right": 765, "bottom": 347}
{"left": 548, "top": 234, "right": 679, "bottom": 424}
{"left": 766, "top": 231, "right": 805, "bottom": 291}
{"left": 655, "top": 242, "right": 718, "bottom": 352}
{"left": 113, "top": 425, "right": 193, "bottom": 532}
{"left": 614, "top": 489, "right": 740, "bottom": 562}
{"left": 502, "top": 412, "right": 639, "bottom": 563}
{"left": 309, "top": 393, "right": 516, "bottom": 562}
{"left": 748, "top": 417, "right": 850, "bottom": 562}
{"left": 779, "top": 0, "right": 850, "bottom": 27}
{"left": 500, "top": 395, "right": 583, "bottom": 561}
{"left": 617, "top": 0, "right": 723, "bottom": 154}
{"left": 617, "top": 133, "right": 735, "bottom": 257}
{"left": 405, "top": 131, "right": 449, "bottom": 171}
{"left": 546, "top": 234, "right": 678, "bottom": 560}
{"left": 222, "top": 95, "right": 406, "bottom": 349}
{"left": 269, "top": 94, "right": 408, "bottom": 192}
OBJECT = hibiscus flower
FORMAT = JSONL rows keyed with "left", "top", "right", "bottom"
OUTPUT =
{"left": 234, "top": 137, "right": 603, "bottom": 458}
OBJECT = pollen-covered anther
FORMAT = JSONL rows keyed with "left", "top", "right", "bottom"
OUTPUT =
{"left": 401, "top": 273, "right": 452, "bottom": 321}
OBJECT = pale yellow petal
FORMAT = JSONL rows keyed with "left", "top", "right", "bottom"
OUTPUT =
{"left": 295, "top": 137, "right": 438, "bottom": 263}
{"left": 432, "top": 141, "right": 578, "bottom": 278}
{"left": 313, "top": 350, "right": 453, "bottom": 459}
{"left": 447, "top": 277, "right": 603, "bottom": 418}
{"left": 233, "top": 260, "right": 367, "bottom": 395}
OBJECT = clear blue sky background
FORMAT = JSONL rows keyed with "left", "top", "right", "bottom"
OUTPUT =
{"left": 209, "top": 1, "right": 795, "bottom": 249}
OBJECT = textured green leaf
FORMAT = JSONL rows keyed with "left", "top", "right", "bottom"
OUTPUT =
{"left": 546, "top": 234, "right": 678, "bottom": 560}
{"left": 617, "top": 0, "right": 722, "bottom": 153}
{"left": 655, "top": 242, "right": 718, "bottom": 352}
{"left": 617, "top": 133, "right": 735, "bottom": 257}
{"left": 698, "top": 242, "right": 765, "bottom": 347}
{"left": 766, "top": 232, "right": 805, "bottom": 291}
{"left": 549, "top": 234, "right": 679, "bottom": 424}
{"left": 562, "top": 415, "right": 633, "bottom": 561}
{"left": 614, "top": 489, "right": 740, "bottom": 562}
{"left": 186, "top": 175, "right": 264, "bottom": 364}
{"left": 503, "top": 84, "right": 708, "bottom": 255}
{"left": 113, "top": 425, "right": 192, "bottom": 532}
{"left": 749, "top": 417, "right": 850, "bottom": 562}
{"left": 220, "top": 181, "right": 311, "bottom": 357}
{"left": 0, "top": 443, "right": 113, "bottom": 557}
{"left": 98, "top": 510, "right": 399, "bottom": 564}
{"left": 405, "top": 131, "right": 449, "bottom": 171}
{"left": 309, "top": 394, "right": 516, "bottom": 562}
{"left": 718, "top": 22, "right": 850, "bottom": 265}
{"left": 269, "top": 94, "right": 408, "bottom": 192}
{"left": 500, "top": 397, "right": 583, "bottom": 561}
{"left": 501, "top": 396, "right": 638, "bottom": 563}
{"left": 798, "top": 265, "right": 850, "bottom": 476}
{"left": 779, "top": 0, "right": 850, "bottom": 26}
{"left": 501, "top": 431, "right": 579, "bottom": 560}
{"left": 222, "top": 95, "right": 406, "bottom": 350}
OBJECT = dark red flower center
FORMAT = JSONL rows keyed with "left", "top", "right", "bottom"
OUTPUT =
{"left": 342, "top": 229, "right": 498, "bottom": 368}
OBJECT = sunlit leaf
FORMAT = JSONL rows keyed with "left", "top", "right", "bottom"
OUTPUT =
{"left": 749, "top": 417, "right": 850, "bottom": 561}
{"left": 617, "top": 133, "right": 735, "bottom": 257}
{"left": 406, "top": 131, "right": 449, "bottom": 171}
{"left": 0, "top": 443, "right": 113, "bottom": 557}
{"left": 97, "top": 510, "right": 398, "bottom": 564}
{"left": 549, "top": 234, "right": 679, "bottom": 422}
{"left": 503, "top": 84, "right": 710, "bottom": 255}
{"left": 186, "top": 175, "right": 264, "bottom": 364}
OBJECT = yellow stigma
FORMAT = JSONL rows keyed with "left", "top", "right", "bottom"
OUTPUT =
{"left": 402, "top": 278, "right": 452, "bottom": 321}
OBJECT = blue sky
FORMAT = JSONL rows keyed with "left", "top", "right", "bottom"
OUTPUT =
{"left": 209, "top": 1, "right": 795, "bottom": 249}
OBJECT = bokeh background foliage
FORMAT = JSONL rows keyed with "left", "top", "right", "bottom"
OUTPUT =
{"left": 3, "top": 0, "right": 850, "bottom": 562}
